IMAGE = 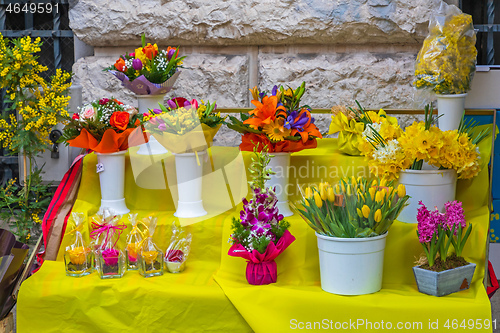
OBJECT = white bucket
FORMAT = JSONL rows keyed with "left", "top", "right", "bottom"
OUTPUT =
{"left": 96, "top": 151, "right": 130, "bottom": 215}
{"left": 266, "top": 153, "right": 293, "bottom": 217}
{"left": 397, "top": 169, "right": 457, "bottom": 223}
{"left": 136, "top": 94, "right": 168, "bottom": 155}
{"left": 437, "top": 93, "right": 467, "bottom": 132}
{"left": 316, "top": 232, "right": 387, "bottom": 295}
{"left": 173, "top": 151, "right": 207, "bottom": 218}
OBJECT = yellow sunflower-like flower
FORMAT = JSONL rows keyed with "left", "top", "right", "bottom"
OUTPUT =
{"left": 263, "top": 118, "right": 291, "bottom": 142}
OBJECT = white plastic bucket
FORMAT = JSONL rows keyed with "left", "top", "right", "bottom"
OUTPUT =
{"left": 437, "top": 93, "right": 467, "bottom": 132}
{"left": 316, "top": 232, "right": 387, "bottom": 295}
{"left": 96, "top": 151, "right": 130, "bottom": 215}
{"left": 173, "top": 151, "right": 207, "bottom": 218}
{"left": 397, "top": 169, "right": 457, "bottom": 223}
{"left": 136, "top": 94, "right": 168, "bottom": 155}
{"left": 266, "top": 153, "right": 293, "bottom": 217}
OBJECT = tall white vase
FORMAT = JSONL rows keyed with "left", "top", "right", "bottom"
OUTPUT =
{"left": 173, "top": 151, "right": 207, "bottom": 218}
{"left": 96, "top": 151, "right": 130, "bottom": 215}
{"left": 136, "top": 94, "right": 168, "bottom": 155}
{"left": 266, "top": 153, "right": 293, "bottom": 217}
{"left": 437, "top": 93, "right": 467, "bottom": 132}
{"left": 397, "top": 169, "right": 457, "bottom": 223}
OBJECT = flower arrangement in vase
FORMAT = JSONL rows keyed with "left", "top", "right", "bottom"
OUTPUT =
{"left": 228, "top": 146, "right": 295, "bottom": 285}
{"left": 358, "top": 105, "right": 489, "bottom": 223}
{"left": 105, "top": 34, "right": 185, "bottom": 95}
{"left": 328, "top": 102, "right": 399, "bottom": 156}
{"left": 414, "top": 5, "right": 477, "bottom": 130}
{"left": 295, "top": 177, "right": 409, "bottom": 295}
{"left": 413, "top": 200, "right": 475, "bottom": 296}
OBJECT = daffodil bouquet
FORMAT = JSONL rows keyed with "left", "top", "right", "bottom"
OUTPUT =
{"left": 414, "top": 5, "right": 477, "bottom": 95}
{"left": 227, "top": 82, "right": 322, "bottom": 153}
{"left": 105, "top": 34, "right": 185, "bottom": 95}
{"left": 144, "top": 97, "right": 225, "bottom": 153}
{"left": 296, "top": 177, "right": 409, "bottom": 238}
{"left": 359, "top": 105, "right": 489, "bottom": 180}
{"left": 328, "top": 102, "right": 399, "bottom": 156}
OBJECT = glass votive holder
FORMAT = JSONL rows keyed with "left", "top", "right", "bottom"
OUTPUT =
{"left": 126, "top": 242, "right": 140, "bottom": 270}
{"left": 64, "top": 246, "right": 93, "bottom": 277}
{"left": 138, "top": 250, "right": 164, "bottom": 278}
{"left": 97, "top": 248, "right": 125, "bottom": 279}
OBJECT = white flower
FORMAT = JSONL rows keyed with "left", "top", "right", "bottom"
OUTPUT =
{"left": 122, "top": 105, "right": 138, "bottom": 116}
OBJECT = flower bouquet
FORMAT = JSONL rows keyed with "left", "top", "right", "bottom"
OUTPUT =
{"left": 227, "top": 82, "right": 322, "bottom": 153}
{"left": 414, "top": 5, "right": 477, "bottom": 130}
{"left": 228, "top": 147, "right": 295, "bottom": 285}
{"left": 295, "top": 177, "right": 409, "bottom": 294}
{"left": 64, "top": 212, "right": 93, "bottom": 277}
{"left": 105, "top": 35, "right": 185, "bottom": 95}
{"left": 144, "top": 97, "right": 224, "bottom": 154}
{"left": 359, "top": 105, "right": 489, "bottom": 222}
{"left": 164, "top": 222, "right": 192, "bottom": 273}
{"left": 328, "top": 102, "right": 399, "bottom": 156}
{"left": 413, "top": 200, "right": 475, "bottom": 296}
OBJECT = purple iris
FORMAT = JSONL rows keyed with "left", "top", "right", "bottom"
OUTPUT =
{"left": 271, "top": 85, "right": 278, "bottom": 96}
{"left": 284, "top": 111, "right": 309, "bottom": 131}
{"left": 132, "top": 58, "right": 143, "bottom": 71}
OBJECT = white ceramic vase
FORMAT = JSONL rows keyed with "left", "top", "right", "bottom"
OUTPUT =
{"left": 266, "top": 153, "right": 293, "bottom": 217}
{"left": 437, "top": 93, "right": 467, "bottom": 132}
{"left": 316, "top": 232, "right": 388, "bottom": 295}
{"left": 173, "top": 151, "right": 207, "bottom": 218}
{"left": 397, "top": 169, "right": 457, "bottom": 223}
{"left": 96, "top": 151, "right": 130, "bottom": 215}
{"left": 136, "top": 94, "right": 168, "bottom": 155}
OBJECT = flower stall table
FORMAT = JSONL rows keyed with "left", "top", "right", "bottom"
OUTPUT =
{"left": 17, "top": 139, "right": 493, "bottom": 332}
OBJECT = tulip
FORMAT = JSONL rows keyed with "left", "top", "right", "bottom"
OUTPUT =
{"left": 346, "top": 184, "right": 351, "bottom": 196}
{"left": 362, "top": 205, "right": 370, "bottom": 218}
{"left": 375, "top": 190, "right": 384, "bottom": 203}
{"left": 152, "top": 108, "right": 162, "bottom": 114}
{"left": 369, "top": 187, "right": 376, "bottom": 200}
{"left": 334, "top": 184, "right": 341, "bottom": 194}
{"left": 305, "top": 187, "right": 313, "bottom": 199}
{"left": 167, "top": 48, "right": 176, "bottom": 61}
{"left": 351, "top": 176, "right": 357, "bottom": 187}
{"left": 359, "top": 183, "right": 365, "bottom": 193}
{"left": 320, "top": 183, "right": 327, "bottom": 201}
{"left": 132, "top": 58, "right": 143, "bottom": 71}
{"left": 341, "top": 182, "right": 346, "bottom": 194}
{"left": 371, "top": 179, "right": 378, "bottom": 187}
{"left": 327, "top": 187, "right": 335, "bottom": 202}
{"left": 357, "top": 208, "right": 363, "bottom": 218}
{"left": 374, "top": 209, "right": 382, "bottom": 222}
{"left": 397, "top": 184, "right": 406, "bottom": 198}
{"left": 380, "top": 178, "right": 387, "bottom": 187}
{"left": 314, "top": 192, "right": 323, "bottom": 208}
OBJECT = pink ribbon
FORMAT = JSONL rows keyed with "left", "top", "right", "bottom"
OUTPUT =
{"left": 90, "top": 221, "right": 127, "bottom": 248}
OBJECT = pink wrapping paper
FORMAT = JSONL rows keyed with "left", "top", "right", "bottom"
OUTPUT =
{"left": 109, "top": 71, "right": 180, "bottom": 95}
{"left": 228, "top": 230, "right": 295, "bottom": 285}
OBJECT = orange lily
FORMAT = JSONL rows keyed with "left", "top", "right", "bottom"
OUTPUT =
{"left": 243, "top": 95, "right": 286, "bottom": 130}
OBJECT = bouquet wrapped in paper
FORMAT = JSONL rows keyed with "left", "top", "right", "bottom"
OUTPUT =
{"left": 60, "top": 98, "right": 146, "bottom": 153}
{"left": 228, "top": 147, "right": 295, "bottom": 285}
{"left": 137, "top": 217, "right": 163, "bottom": 277}
{"left": 328, "top": 103, "right": 399, "bottom": 156}
{"left": 144, "top": 97, "right": 224, "bottom": 154}
{"left": 105, "top": 34, "right": 185, "bottom": 95}
{"left": 227, "top": 82, "right": 322, "bottom": 153}
{"left": 164, "top": 222, "right": 192, "bottom": 273}
{"left": 64, "top": 212, "right": 93, "bottom": 277}
{"left": 414, "top": 5, "right": 477, "bottom": 95}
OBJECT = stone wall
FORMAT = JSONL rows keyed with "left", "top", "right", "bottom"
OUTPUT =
{"left": 69, "top": 0, "right": 445, "bottom": 145}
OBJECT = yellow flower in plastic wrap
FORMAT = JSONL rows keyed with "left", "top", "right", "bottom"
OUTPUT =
{"left": 68, "top": 247, "right": 89, "bottom": 265}
{"left": 142, "top": 251, "right": 159, "bottom": 265}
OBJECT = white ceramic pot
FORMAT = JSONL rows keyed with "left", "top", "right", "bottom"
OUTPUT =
{"left": 173, "top": 151, "right": 207, "bottom": 218}
{"left": 436, "top": 93, "right": 467, "bottom": 132}
{"left": 266, "top": 153, "right": 293, "bottom": 217}
{"left": 136, "top": 94, "right": 168, "bottom": 155}
{"left": 397, "top": 169, "right": 457, "bottom": 223}
{"left": 316, "top": 232, "right": 387, "bottom": 295}
{"left": 96, "top": 151, "right": 130, "bottom": 215}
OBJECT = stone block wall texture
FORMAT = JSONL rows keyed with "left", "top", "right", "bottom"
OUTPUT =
{"left": 69, "top": 0, "right": 445, "bottom": 145}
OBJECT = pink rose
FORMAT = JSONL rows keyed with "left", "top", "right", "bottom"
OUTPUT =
{"left": 80, "top": 105, "right": 96, "bottom": 121}
{"left": 122, "top": 105, "right": 138, "bottom": 116}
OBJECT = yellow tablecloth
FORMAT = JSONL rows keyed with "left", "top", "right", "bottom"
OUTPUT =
{"left": 17, "top": 138, "right": 493, "bottom": 332}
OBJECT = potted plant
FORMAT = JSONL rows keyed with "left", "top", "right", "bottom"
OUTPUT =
{"left": 228, "top": 146, "right": 295, "bottom": 285}
{"left": 295, "top": 177, "right": 409, "bottom": 295}
{"left": 358, "top": 104, "right": 489, "bottom": 223}
{"left": 60, "top": 98, "right": 145, "bottom": 214}
{"left": 144, "top": 97, "right": 225, "bottom": 218}
{"left": 414, "top": 5, "right": 477, "bottom": 131}
{"left": 227, "top": 83, "right": 322, "bottom": 216}
{"left": 413, "top": 200, "right": 475, "bottom": 296}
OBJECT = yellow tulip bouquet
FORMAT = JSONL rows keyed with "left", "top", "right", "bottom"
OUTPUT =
{"left": 295, "top": 177, "right": 409, "bottom": 238}
{"left": 414, "top": 5, "right": 477, "bottom": 95}
{"left": 358, "top": 105, "right": 489, "bottom": 180}
{"left": 328, "top": 102, "right": 399, "bottom": 156}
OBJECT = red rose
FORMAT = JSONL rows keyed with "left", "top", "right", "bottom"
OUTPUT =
{"left": 165, "top": 249, "right": 184, "bottom": 262}
{"left": 110, "top": 111, "right": 130, "bottom": 131}
{"left": 72, "top": 113, "right": 80, "bottom": 120}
